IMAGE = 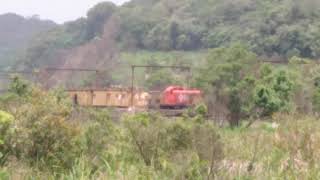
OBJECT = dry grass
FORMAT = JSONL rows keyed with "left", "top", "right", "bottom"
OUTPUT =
{"left": 217, "top": 113, "right": 320, "bottom": 179}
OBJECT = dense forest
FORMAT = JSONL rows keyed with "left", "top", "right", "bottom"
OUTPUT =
{"left": 12, "top": 0, "right": 320, "bottom": 70}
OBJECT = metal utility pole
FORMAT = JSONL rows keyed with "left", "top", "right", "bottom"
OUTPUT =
{"left": 130, "top": 65, "right": 191, "bottom": 107}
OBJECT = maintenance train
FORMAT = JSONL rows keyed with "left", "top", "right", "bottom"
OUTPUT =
{"left": 68, "top": 86, "right": 202, "bottom": 110}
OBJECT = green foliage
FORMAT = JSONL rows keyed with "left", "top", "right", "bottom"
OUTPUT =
{"left": 3, "top": 1, "right": 320, "bottom": 176}
{"left": 0, "top": 111, "right": 13, "bottom": 143}
{"left": 79, "top": 109, "right": 117, "bottom": 160}
{"left": 86, "top": 2, "right": 117, "bottom": 40}
{"left": 2, "top": 79, "right": 320, "bottom": 179}
{"left": 254, "top": 85, "right": 282, "bottom": 116}
{"left": 0, "top": 111, "right": 13, "bottom": 163}
{"left": 0, "top": 111, "right": 13, "bottom": 126}
{"left": 145, "top": 69, "right": 183, "bottom": 90}
{"left": 254, "top": 65, "right": 295, "bottom": 116}
{"left": 123, "top": 113, "right": 224, "bottom": 178}
{"left": 9, "top": 76, "right": 30, "bottom": 97}
{"left": 0, "top": 169, "right": 9, "bottom": 180}
{"left": 273, "top": 71, "right": 294, "bottom": 102}
{"left": 14, "top": 112, "right": 79, "bottom": 171}
{"left": 115, "top": 0, "right": 320, "bottom": 58}
{"left": 0, "top": 83, "right": 80, "bottom": 171}
{"left": 5, "top": 110, "right": 320, "bottom": 179}
{"left": 196, "top": 44, "right": 258, "bottom": 126}
{"left": 15, "top": 0, "right": 320, "bottom": 70}
{"left": 195, "top": 103, "right": 208, "bottom": 118}
{"left": 195, "top": 45, "right": 297, "bottom": 125}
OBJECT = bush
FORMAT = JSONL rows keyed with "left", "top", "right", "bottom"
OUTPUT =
{"left": 254, "top": 85, "right": 282, "bottom": 116}
{"left": 254, "top": 66, "right": 295, "bottom": 117}
{"left": 0, "top": 111, "right": 14, "bottom": 164}
{"left": 79, "top": 109, "right": 118, "bottom": 161}
{"left": 9, "top": 76, "right": 31, "bottom": 97}
{"left": 2, "top": 86, "right": 80, "bottom": 171}
{"left": 11, "top": 91, "right": 79, "bottom": 172}
{"left": 195, "top": 103, "right": 208, "bottom": 117}
{"left": 123, "top": 112, "right": 224, "bottom": 178}
{"left": 0, "top": 111, "right": 13, "bottom": 141}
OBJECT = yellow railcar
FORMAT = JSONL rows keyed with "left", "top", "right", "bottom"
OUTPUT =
{"left": 67, "top": 88, "right": 150, "bottom": 108}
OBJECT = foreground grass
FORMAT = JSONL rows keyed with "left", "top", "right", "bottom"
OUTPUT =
{"left": 1, "top": 112, "right": 320, "bottom": 180}
{"left": 219, "top": 114, "right": 320, "bottom": 179}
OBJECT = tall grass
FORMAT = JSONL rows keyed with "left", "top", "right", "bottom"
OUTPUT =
{"left": 1, "top": 111, "right": 320, "bottom": 179}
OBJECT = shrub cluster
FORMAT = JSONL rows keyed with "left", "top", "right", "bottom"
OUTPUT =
{"left": 1, "top": 77, "right": 320, "bottom": 179}
{"left": 0, "top": 83, "right": 80, "bottom": 171}
{"left": 0, "top": 78, "right": 224, "bottom": 179}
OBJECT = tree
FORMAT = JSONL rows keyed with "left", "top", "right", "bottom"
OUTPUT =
{"left": 196, "top": 44, "right": 258, "bottom": 127}
{"left": 9, "top": 76, "right": 30, "bottom": 97}
{"left": 124, "top": 112, "right": 224, "bottom": 178}
{"left": 86, "top": 2, "right": 117, "bottom": 40}
{"left": 254, "top": 65, "right": 295, "bottom": 116}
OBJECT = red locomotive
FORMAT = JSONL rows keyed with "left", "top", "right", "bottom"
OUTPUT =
{"left": 160, "top": 86, "right": 202, "bottom": 109}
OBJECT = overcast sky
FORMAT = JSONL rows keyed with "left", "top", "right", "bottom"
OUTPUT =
{"left": 0, "top": 0, "right": 130, "bottom": 24}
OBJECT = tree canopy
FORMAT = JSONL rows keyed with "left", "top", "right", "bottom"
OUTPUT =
{"left": 116, "top": 0, "right": 320, "bottom": 58}
{"left": 10, "top": 0, "right": 320, "bottom": 69}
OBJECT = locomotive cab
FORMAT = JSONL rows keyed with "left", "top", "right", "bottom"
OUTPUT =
{"left": 160, "top": 86, "right": 202, "bottom": 109}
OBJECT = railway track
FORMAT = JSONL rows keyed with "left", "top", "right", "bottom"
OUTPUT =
{"left": 104, "top": 107, "right": 187, "bottom": 120}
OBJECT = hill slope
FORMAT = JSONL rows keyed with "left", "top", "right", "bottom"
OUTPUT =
{"left": 117, "top": 0, "right": 320, "bottom": 58}
{"left": 0, "top": 13, "right": 56, "bottom": 66}
{"left": 19, "top": 0, "right": 320, "bottom": 70}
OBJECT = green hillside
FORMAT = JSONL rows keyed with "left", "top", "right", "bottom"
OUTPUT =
{"left": 0, "top": 13, "right": 56, "bottom": 66}
{"left": 17, "top": 0, "right": 320, "bottom": 70}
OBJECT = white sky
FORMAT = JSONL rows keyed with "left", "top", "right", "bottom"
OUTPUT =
{"left": 0, "top": 0, "right": 130, "bottom": 24}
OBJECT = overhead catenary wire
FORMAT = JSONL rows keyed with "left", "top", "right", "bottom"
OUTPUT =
{"left": 0, "top": 59, "right": 318, "bottom": 92}
{"left": 0, "top": 59, "right": 313, "bottom": 75}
